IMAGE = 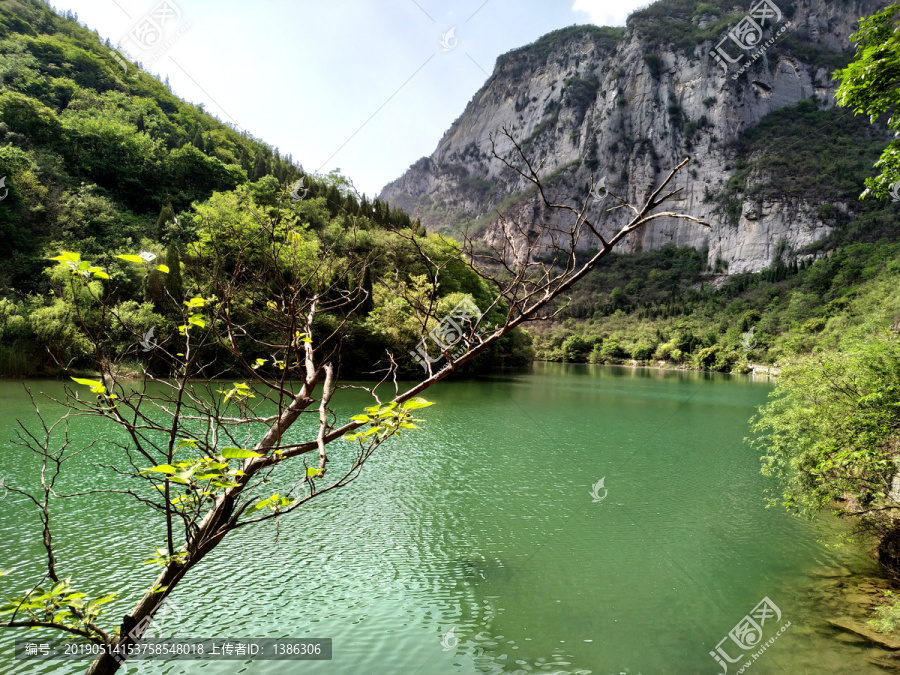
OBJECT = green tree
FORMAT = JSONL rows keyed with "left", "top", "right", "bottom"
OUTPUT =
{"left": 164, "top": 242, "right": 184, "bottom": 305}
{"left": 155, "top": 200, "right": 175, "bottom": 239}
{"left": 562, "top": 334, "right": 590, "bottom": 361}
{"left": 0, "top": 91, "right": 62, "bottom": 145}
{"left": 835, "top": 3, "right": 900, "bottom": 198}
{"left": 631, "top": 340, "right": 654, "bottom": 361}
{"left": 751, "top": 322, "right": 900, "bottom": 570}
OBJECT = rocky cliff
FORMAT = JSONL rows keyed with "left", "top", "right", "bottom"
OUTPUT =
{"left": 380, "top": 0, "right": 888, "bottom": 273}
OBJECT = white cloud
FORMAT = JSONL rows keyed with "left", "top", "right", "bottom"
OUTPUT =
{"left": 572, "top": 0, "right": 648, "bottom": 27}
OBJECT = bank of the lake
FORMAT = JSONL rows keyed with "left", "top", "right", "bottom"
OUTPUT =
{"left": 0, "top": 364, "right": 895, "bottom": 674}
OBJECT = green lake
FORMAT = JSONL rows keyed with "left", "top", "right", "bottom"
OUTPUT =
{"left": 0, "top": 364, "right": 888, "bottom": 674}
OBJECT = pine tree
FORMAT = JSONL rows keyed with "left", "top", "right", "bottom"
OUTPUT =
{"left": 252, "top": 154, "right": 266, "bottom": 180}
{"left": 156, "top": 200, "right": 175, "bottom": 239}
{"left": 164, "top": 243, "right": 184, "bottom": 308}
{"left": 144, "top": 269, "right": 166, "bottom": 309}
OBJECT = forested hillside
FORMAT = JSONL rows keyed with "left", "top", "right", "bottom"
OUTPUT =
{"left": 0, "top": 0, "right": 532, "bottom": 377}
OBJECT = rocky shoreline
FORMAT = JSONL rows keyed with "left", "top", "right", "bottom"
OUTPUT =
{"left": 809, "top": 565, "right": 900, "bottom": 670}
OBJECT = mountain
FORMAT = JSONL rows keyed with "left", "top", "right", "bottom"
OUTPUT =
{"left": 380, "top": 0, "right": 890, "bottom": 274}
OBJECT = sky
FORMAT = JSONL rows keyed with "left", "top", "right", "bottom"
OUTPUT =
{"left": 56, "top": 0, "right": 649, "bottom": 197}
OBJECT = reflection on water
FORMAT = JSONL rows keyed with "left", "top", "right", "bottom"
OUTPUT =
{"left": 0, "top": 365, "right": 891, "bottom": 674}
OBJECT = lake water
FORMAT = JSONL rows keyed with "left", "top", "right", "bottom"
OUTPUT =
{"left": 0, "top": 364, "right": 889, "bottom": 674}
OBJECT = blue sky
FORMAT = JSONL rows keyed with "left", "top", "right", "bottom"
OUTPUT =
{"left": 56, "top": 0, "right": 647, "bottom": 196}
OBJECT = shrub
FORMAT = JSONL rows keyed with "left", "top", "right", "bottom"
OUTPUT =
{"left": 644, "top": 54, "right": 665, "bottom": 79}
{"left": 631, "top": 341, "right": 654, "bottom": 360}
{"left": 599, "top": 337, "right": 625, "bottom": 362}
{"left": 654, "top": 342, "right": 674, "bottom": 361}
{"left": 870, "top": 592, "right": 900, "bottom": 634}
{"left": 562, "top": 335, "right": 591, "bottom": 362}
{"left": 801, "top": 317, "right": 827, "bottom": 333}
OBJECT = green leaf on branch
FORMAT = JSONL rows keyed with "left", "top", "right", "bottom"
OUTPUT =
{"left": 221, "top": 447, "right": 261, "bottom": 459}
{"left": 116, "top": 254, "right": 145, "bottom": 263}
{"left": 218, "top": 382, "right": 255, "bottom": 402}
{"left": 70, "top": 377, "right": 106, "bottom": 394}
{"left": 49, "top": 251, "right": 81, "bottom": 264}
{"left": 142, "top": 464, "right": 177, "bottom": 474}
{"left": 143, "top": 546, "right": 188, "bottom": 567}
{"left": 254, "top": 493, "right": 296, "bottom": 512}
{"left": 402, "top": 397, "right": 434, "bottom": 411}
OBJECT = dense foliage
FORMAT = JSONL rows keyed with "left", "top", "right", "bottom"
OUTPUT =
{"left": 749, "top": 321, "right": 900, "bottom": 576}
{"left": 0, "top": 0, "right": 532, "bottom": 377}
{"left": 751, "top": 322, "right": 900, "bottom": 514}
{"left": 529, "top": 235, "right": 900, "bottom": 373}
{"left": 836, "top": 2, "right": 900, "bottom": 200}
{"left": 722, "top": 98, "right": 889, "bottom": 208}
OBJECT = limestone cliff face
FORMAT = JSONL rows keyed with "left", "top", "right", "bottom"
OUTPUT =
{"left": 380, "top": 0, "right": 885, "bottom": 273}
